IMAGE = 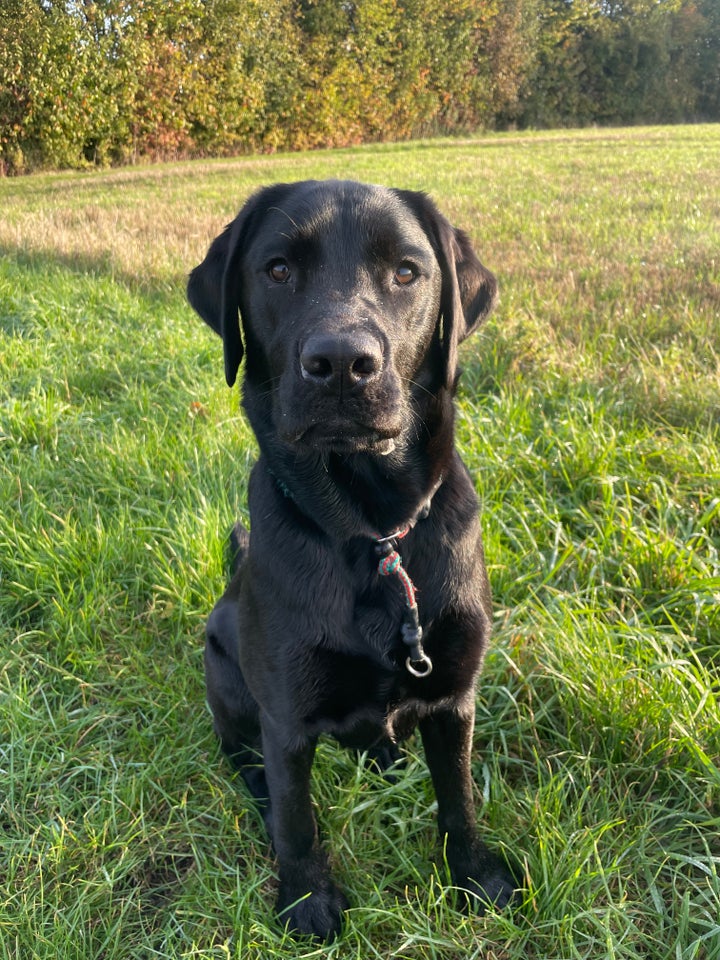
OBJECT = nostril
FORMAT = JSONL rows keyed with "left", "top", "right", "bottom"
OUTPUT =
{"left": 349, "top": 353, "right": 381, "bottom": 382}
{"left": 301, "top": 353, "right": 333, "bottom": 380}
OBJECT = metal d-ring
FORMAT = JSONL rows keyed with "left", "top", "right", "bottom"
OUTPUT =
{"left": 406, "top": 653, "right": 433, "bottom": 678}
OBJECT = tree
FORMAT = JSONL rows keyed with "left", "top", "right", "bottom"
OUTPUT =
{"left": 1, "top": 0, "right": 718, "bottom": 172}
{"left": 518, "top": 0, "right": 719, "bottom": 127}
{"left": 0, "top": 0, "right": 45, "bottom": 172}
{"left": 484, "top": 0, "right": 540, "bottom": 127}
{"left": 692, "top": 0, "right": 720, "bottom": 118}
{"left": 187, "top": 0, "right": 304, "bottom": 153}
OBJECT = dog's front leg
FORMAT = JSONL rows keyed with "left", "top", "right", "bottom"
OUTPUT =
{"left": 420, "top": 703, "right": 518, "bottom": 912}
{"left": 261, "top": 720, "right": 349, "bottom": 940}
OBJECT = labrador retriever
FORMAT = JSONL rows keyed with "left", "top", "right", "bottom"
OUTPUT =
{"left": 187, "top": 179, "right": 517, "bottom": 939}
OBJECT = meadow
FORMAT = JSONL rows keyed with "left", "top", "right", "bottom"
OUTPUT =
{"left": 1, "top": 125, "right": 718, "bottom": 959}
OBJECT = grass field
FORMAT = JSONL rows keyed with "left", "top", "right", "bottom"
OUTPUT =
{"left": 1, "top": 125, "right": 719, "bottom": 959}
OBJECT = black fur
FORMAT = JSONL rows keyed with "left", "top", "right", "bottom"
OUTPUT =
{"left": 188, "top": 180, "right": 517, "bottom": 940}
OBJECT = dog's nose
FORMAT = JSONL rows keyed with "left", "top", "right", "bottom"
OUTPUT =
{"left": 300, "top": 333, "right": 383, "bottom": 389}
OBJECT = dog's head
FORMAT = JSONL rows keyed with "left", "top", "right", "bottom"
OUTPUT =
{"left": 188, "top": 180, "right": 496, "bottom": 456}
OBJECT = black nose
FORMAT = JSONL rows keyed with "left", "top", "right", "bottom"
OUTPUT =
{"left": 300, "top": 333, "right": 383, "bottom": 389}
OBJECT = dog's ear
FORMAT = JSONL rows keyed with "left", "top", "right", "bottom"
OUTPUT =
{"left": 188, "top": 218, "right": 244, "bottom": 387}
{"left": 188, "top": 186, "right": 284, "bottom": 387}
{"left": 436, "top": 219, "right": 498, "bottom": 389}
{"left": 394, "top": 190, "right": 498, "bottom": 390}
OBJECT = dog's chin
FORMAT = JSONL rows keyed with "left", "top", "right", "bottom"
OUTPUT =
{"left": 288, "top": 424, "right": 400, "bottom": 457}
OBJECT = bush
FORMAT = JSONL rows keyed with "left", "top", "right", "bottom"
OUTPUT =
{"left": 1, "top": 0, "right": 718, "bottom": 173}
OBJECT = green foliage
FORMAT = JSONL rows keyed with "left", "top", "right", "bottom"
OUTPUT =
{"left": 519, "top": 0, "right": 719, "bottom": 127}
{"left": 186, "top": 0, "right": 305, "bottom": 153}
{"left": 2, "top": 0, "right": 719, "bottom": 171}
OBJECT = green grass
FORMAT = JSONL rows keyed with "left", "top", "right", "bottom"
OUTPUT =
{"left": 1, "top": 124, "right": 719, "bottom": 959}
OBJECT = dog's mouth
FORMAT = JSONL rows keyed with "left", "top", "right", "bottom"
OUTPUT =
{"left": 290, "top": 422, "right": 399, "bottom": 456}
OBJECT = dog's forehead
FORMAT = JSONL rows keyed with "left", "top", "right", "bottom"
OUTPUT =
{"left": 255, "top": 181, "right": 432, "bottom": 256}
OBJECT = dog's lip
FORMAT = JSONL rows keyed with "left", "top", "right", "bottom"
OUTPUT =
{"left": 288, "top": 422, "right": 400, "bottom": 454}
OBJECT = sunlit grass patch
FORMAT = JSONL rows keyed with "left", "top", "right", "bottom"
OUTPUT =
{"left": 1, "top": 125, "right": 719, "bottom": 959}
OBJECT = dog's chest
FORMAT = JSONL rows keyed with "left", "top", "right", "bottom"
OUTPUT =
{"left": 298, "top": 634, "right": 468, "bottom": 748}
{"left": 298, "top": 608, "right": 462, "bottom": 746}
{"left": 300, "top": 644, "right": 401, "bottom": 740}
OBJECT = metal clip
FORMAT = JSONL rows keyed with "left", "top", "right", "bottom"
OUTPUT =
{"left": 405, "top": 653, "right": 433, "bottom": 678}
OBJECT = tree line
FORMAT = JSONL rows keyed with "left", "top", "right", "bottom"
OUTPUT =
{"left": 1, "top": 0, "right": 718, "bottom": 173}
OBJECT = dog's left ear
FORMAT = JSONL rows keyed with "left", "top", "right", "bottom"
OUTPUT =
{"left": 395, "top": 190, "right": 498, "bottom": 390}
{"left": 437, "top": 220, "right": 498, "bottom": 389}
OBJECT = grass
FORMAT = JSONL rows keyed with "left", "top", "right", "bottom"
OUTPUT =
{"left": 1, "top": 124, "right": 719, "bottom": 959}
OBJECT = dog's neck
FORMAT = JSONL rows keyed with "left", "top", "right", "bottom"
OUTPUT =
{"left": 252, "top": 383, "right": 456, "bottom": 543}
{"left": 263, "top": 444, "right": 444, "bottom": 543}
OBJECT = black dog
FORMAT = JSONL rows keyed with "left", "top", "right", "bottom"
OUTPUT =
{"left": 187, "top": 179, "right": 517, "bottom": 939}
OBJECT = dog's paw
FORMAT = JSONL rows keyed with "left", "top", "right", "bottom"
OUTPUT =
{"left": 363, "top": 740, "right": 404, "bottom": 781}
{"left": 277, "top": 877, "right": 349, "bottom": 941}
{"left": 457, "top": 864, "right": 519, "bottom": 914}
{"left": 449, "top": 841, "right": 520, "bottom": 914}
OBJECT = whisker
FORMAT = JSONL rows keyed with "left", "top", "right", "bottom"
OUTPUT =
{"left": 268, "top": 205, "right": 301, "bottom": 234}
{"left": 399, "top": 375, "right": 436, "bottom": 400}
{"left": 254, "top": 376, "right": 282, "bottom": 400}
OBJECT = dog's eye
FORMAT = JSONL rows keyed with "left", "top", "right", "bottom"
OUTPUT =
{"left": 394, "top": 263, "right": 416, "bottom": 285}
{"left": 268, "top": 260, "right": 291, "bottom": 283}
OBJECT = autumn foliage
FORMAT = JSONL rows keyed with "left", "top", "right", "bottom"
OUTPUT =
{"left": 1, "top": 0, "right": 718, "bottom": 173}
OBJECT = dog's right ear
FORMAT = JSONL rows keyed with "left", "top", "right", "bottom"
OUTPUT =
{"left": 188, "top": 186, "right": 283, "bottom": 388}
{"left": 188, "top": 218, "right": 244, "bottom": 387}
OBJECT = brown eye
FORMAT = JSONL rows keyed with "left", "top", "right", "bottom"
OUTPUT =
{"left": 268, "top": 260, "right": 290, "bottom": 283}
{"left": 394, "top": 263, "right": 416, "bottom": 285}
